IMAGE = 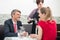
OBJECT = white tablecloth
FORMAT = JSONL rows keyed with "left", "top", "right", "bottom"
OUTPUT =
{"left": 4, "top": 37, "right": 37, "bottom": 40}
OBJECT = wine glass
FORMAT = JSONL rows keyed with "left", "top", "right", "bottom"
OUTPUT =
{"left": 18, "top": 26, "right": 25, "bottom": 37}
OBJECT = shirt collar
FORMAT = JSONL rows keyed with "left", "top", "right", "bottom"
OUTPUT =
{"left": 12, "top": 19, "right": 17, "bottom": 24}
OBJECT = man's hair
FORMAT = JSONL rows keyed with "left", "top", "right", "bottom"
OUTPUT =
{"left": 11, "top": 9, "right": 21, "bottom": 17}
{"left": 36, "top": 0, "right": 44, "bottom": 5}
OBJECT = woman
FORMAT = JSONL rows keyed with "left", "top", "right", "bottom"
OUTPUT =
{"left": 27, "top": 0, "right": 44, "bottom": 34}
{"left": 30, "top": 7, "right": 57, "bottom": 40}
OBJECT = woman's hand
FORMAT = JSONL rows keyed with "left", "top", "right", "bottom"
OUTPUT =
{"left": 29, "top": 34, "right": 37, "bottom": 38}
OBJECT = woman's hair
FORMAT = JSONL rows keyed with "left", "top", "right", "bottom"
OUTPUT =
{"left": 36, "top": 0, "right": 44, "bottom": 5}
{"left": 40, "top": 7, "right": 52, "bottom": 20}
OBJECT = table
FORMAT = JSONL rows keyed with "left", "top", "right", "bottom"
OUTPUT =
{"left": 4, "top": 36, "right": 37, "bottom": 40}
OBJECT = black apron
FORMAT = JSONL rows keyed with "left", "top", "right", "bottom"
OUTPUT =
{"left": 31, "top": 9, "right": 39, "bottom": 34}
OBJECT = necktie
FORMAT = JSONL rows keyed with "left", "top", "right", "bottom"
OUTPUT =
{"left": 13, "top": 24, "right": 17, "bottom": 33}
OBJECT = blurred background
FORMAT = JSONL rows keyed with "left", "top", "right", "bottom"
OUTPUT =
{"left": 0, "top": 0, "right": 60, "bottom": 24}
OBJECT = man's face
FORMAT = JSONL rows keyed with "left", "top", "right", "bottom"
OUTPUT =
{"left": 13, "top": 12, "right": 21, "bottom": 21}
{"left": 37, "top": 2, "right": 43, "bottom": 9}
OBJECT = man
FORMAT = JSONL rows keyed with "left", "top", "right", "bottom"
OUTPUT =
{"left": 4, "top": 9, "right": 27, "bottom": 37}
{"left": 27, "top": 0, "right": 44, "bottom": 34}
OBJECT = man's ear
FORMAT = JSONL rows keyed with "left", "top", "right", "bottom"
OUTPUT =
{"left": 12, "top": 14, "right": 15, "bottom": 17}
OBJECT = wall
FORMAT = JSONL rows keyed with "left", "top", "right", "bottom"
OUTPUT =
{"left": 0, "top": 0, "right": 60, "bottom": 16}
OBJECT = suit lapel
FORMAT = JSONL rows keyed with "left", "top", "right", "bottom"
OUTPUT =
{"left": 10, "top": 19, "right": 15, "bottom": 32}
{"left": 17, "top": 21, "right": 19, "bottom": 30}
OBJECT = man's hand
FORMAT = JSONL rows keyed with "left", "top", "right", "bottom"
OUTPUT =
{"left": 22, "top": 31, "right": 28, "bottom": 37}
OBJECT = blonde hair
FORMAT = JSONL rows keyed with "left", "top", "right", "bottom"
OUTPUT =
{"left": 40, "top": 7, "right": 52, "bottom": 20}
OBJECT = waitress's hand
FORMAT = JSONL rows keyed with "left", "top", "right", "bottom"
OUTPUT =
{"left": 27, "top": 18, "right": 34, "bottom": 23}
{"left": 28, "top": 18, "right": 33, "bottom": 21}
